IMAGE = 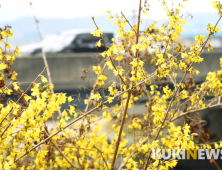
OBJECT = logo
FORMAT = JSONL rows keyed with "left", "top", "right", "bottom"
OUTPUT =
{"left": 152, "top": 149, "right": 222, "bottom": 160}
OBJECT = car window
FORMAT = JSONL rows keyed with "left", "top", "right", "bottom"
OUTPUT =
{"left": 72, "top": 33, "right": 113, "bottom": 45}
{"left": 60, "top": 34, "right": 77, "bottom": 46}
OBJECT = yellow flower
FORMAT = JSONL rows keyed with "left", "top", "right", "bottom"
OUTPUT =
{"left": 41, "top": 75, "right": 48, "bottom": 83}
{"left": 108, "top": 97, "right": 114, "bottom": 103}
{"left": 96, "top": 39, "right": 101, "bottom": 47}
{"left": 91, "top": 29, "right": 103, "bottom": 37}
{"left": 106, "top": 10, "right": 111, "bottom": 14}
{"left": 13, "top": 82, "right": 19, "bottom": 91}
{"left": 24, "top": 94, "right": 31, "bottom": 101}
{"left": 5, "top": 42, "right": 11, "bottom": 49}
{"left": 0, "top": 62, "right": 7, "bottom": 70}
{"left": 68, "top": 96, "right": 74, "bottom": 103}
{"left": 84, "top": 99, "right": 89, "bottom": 104}
{"left": 142, "top": 10, "right": 147, "bottom": 14}
{"left": 215, "top": 143, "right": 219, "bottom": 149}
{"left": 153, "top": 159, "right": 159, "bottom": 167}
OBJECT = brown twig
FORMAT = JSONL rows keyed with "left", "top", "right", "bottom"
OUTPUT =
{"left": 92, "top": 17, "right": 127, "bottom": 86}
{"left": 144, "top": 72, "right": 188, "bottom": 169}
{"left": 84, "top": 59, "right": 108, "bottom": 113}
{"left": 214, "top": 162, "right": 221, "bottom": 170}
{"left": 118, "top": 101, "right": 222, "bottom": 169}
{"left": 94, "top": 145, "right": 109, "bottom": 170}
{"left": 135, "top": 0, "right": 142, "bottom": 59}
{"left": 1, "top": 95, "right": 35, "bottom": 137}
{"left": 1, "top": 67, "right": 46, "bottom": 137}
{"left": 76, "top": 147, "right": 82, "bottom": 169}
{"left": 15, "top": 67, "right": 46, "bottom": 105}
{"left": 44, "top": 129, "right": 79, "bottom": 170}
{"left": 55, "top": 145, "right": 96, "bottom": 151}
{"left": 12, "top": 37, "right": 194, "bottom": 163}
{"left": 0, "top": 81, "right": 12, "bottom": 95}
{"left": 171, "top": 102, "right": 222, "bottom": 122}
{"left": 144, "top": 14, "right": 222, "bottom": 170}
{"left": 13, "top": 51, "right": 182, "bottom": 162}
{"left": 117, "top": 37, "right": 124, "bottom": 111}
{"left": 121, "top": 12, "right": 137, "bottom": 34}
{"left": 30, "top": 2, "right": 62, "bottom": 117}
{"left": 111, "top": 90, "right": 131, "bottom": 170}
{"left": 118, "top": 136, "right": 149, "bottom": 170}
{"left": 0, "top": 99, "right": 10, "bottom": 124}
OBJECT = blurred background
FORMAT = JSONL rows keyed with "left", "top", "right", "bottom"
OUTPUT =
{"left": 0, "top": 0, "right": 221, "bottom": 48}
{"left": 1, "top": 0, "right": 222, "bottom": 169}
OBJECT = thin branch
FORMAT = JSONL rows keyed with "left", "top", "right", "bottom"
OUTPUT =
{"left": 44, "top": 129, "right": 79, "bottom": 170}
{"left": 14, "top": 48, "right": 184, "bottom": 162}
{"left": 144, "top": 71, "right": 188, "bottom": 169}
{"left": 1, "top": 67, "right": 46, "bottom": 137}
{"left": 135, "top": 0, "right": 142, "bottom": 59}
{"left": 117, "top": 37, "right": 124, "bottom": 111}
{"left": 171, "top": 102, "right": 222, "bottom": 122}
{"left": 76, "top": 147, "right": 82, "bottom": 169}
{"left": 214, "top": 162, "right": 221, "bottom": 170}
{"left": 121, "top": 12, "right": 137, "bottom": 34}
{"left": 218, "top": 95, "right": 221, "bottom": 105}
{"left": 118, "top": 137, "right": 149, "bottom": 170}
{"left": 144, "top": 14, "right": 222, "bottom": 170}
{"left": 0, "top": 99, "right": 10, "bottom": 125}
{"left": 30, "top": 2, "right": 62, "bottom": 117}
{"left": 111, "top": 90, "right": 131, "bottom": 170}
{"left": 84, "top": 60, "right": 108, "bottom": 113}
{"left": 12, "top": 36, "right": 194, "bottom": 163}
{"left": 118, "top": 100, "right": 222, "bottom": 170}
{"left": 92, "top": 17, "right": 127, "bottom": 86}
{"left": 0, "top": 81, "right": 12, "bottom": 95}
{"left": 16, "top": 67, "right": 46, "bottom": 105}
{"left": 167, "top": 73, "right": 177, "bottom": 87}
{"left": 56, "top": 145, "right": 96, "bottom": 151}
{"left": 94, "top": 145, "right": 109, "bottom": 170}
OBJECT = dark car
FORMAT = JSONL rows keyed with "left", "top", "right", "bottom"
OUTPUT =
{"left": 21, "top": 31, "right": 114, "bottom": 54}
{"left": 59, "top": 32, "right": 114, "bottom": 53}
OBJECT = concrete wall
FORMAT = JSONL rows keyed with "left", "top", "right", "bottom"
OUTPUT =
{"left": 14, "top": 53, "right": 114, "bottom": 90}
{"left": 13, "top": 49, "right": 222, "bottom": 90}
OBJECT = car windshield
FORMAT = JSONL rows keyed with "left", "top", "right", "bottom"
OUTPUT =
{"left": 60, "top": 34, "right": 77, "bottom": 46}
{"left": 72, "top": 33, "right": 113, "bottom": 45}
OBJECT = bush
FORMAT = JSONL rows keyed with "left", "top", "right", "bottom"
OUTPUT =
{"left": 0, "top": 0, "right": 222, "bottom": 169}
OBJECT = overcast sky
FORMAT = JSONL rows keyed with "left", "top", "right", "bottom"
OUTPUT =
{"left": 0, "top": 0, "right": 220, "bottom": 22}
{"left": 0, "top": 0, "right": 221, "bottom": 48}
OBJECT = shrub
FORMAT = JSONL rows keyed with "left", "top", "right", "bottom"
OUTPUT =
{"left": 0, "top": 0, "right": 222, "bottom": 169}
